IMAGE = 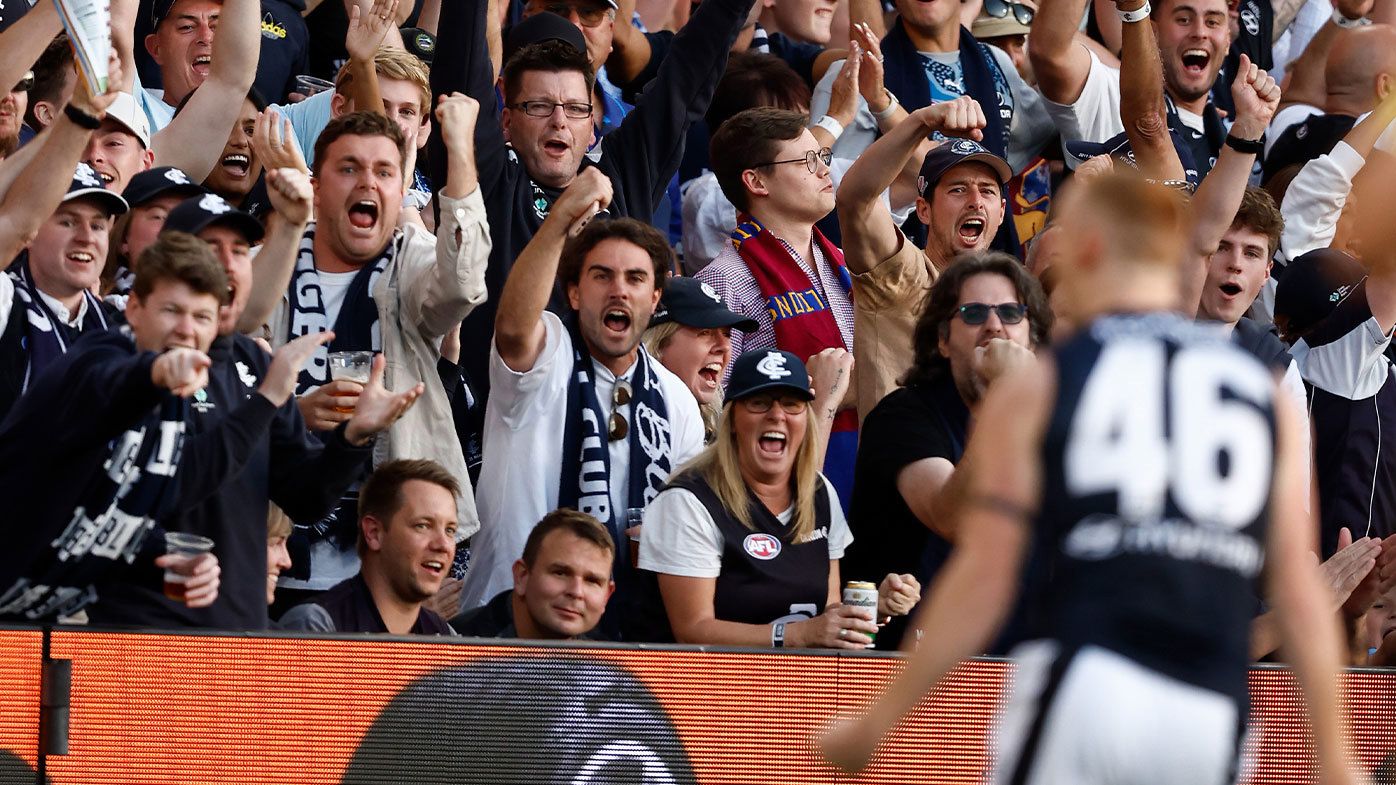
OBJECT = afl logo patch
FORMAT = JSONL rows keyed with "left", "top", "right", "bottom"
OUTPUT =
{"left": 744, "top": 533, "right": 781, "bottom": 560}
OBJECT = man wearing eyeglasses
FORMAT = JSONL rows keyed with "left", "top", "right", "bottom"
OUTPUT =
{"left": 696, "top": 107, "right": 860, "bottom": 508}
{"left": 844, "top": 252, "right": 1049, "bottom": 650}
{"left": 429, "top": 0, "right": 754, "bottom": 407}
{"left": 459, "top": 169, "right": 705, "bottom": 637}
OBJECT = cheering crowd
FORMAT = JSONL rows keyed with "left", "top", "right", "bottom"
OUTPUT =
{"left": 0, "top": 0, "right": 1394, "bottom": 670}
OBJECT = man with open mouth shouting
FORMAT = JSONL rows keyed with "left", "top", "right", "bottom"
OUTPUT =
{"left": 460, "top": 168, "right": 705, "bottom": 640}
{"left": 1032, "top": 0, "right": 1239, "bottom": 181}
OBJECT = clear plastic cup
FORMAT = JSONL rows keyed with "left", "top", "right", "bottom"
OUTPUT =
{"left": 294, "top": 75, "right": 335, "bottom": 97}
{"left": 163, "top": 532, "right": 214, "bottom": 602}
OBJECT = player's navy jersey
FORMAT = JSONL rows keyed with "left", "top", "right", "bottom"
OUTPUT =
{"left": 1030, "top": 312, "right": 1277, "bottom": 705}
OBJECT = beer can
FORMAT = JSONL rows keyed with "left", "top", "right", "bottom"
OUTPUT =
{"left": 842, "top": 581, "right": 879, "bottom": 643}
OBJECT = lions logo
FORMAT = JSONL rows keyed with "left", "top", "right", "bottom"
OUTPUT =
{"left": 755, "top": 351, "right": 791, "bottom": 381}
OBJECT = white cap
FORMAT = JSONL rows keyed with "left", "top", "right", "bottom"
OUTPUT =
{"left": 103, "top": 92, "right": 151, "bottom": 148}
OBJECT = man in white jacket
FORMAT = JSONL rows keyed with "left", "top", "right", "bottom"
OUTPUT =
{"left": 260, "top": 101, "right": 491, "bottom": 596}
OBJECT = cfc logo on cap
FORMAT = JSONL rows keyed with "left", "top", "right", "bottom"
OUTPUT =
{"left": 743, "top": 533, "right": 781, "bottom": 560}
{"left": 164, "top": 168, "right": 192, "bottom": 185}
{"left": 699, "top": 282, "right": 721, "bottom": 303}
{"left": 199, "top": 194, "right": 232, "bottom": 215}
{"left": 950, "top": 139, "right": 984, "bottom": 155}
{"left": 755, "top": 351, "right": 791, "bottom": 380}
{"left": 74, "top": 163, "right": 103, "bottom": 188}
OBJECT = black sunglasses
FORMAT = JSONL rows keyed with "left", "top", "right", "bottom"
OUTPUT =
{"left": 608, "top": 379, "right": 632, "bottom": 441}
{"left": 12, "top": 71, "right": 33, "bottom": 94}
{"left": 956, "top": 302, "right": 1028, "bottom": 325}
{"left": 982, "top": 0, "right": 1035, "bottom": 25}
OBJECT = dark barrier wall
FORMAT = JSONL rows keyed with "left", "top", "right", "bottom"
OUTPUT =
{"left": 0, "top": 627, "right": 1392, "bottom": 784}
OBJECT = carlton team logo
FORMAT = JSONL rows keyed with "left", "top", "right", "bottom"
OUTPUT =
{"left": 743, "top": 533, "right": 781, "bottom": 560}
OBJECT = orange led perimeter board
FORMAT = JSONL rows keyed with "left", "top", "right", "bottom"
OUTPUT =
{"left": 0, "top": 627, "right": 1392, "bottom": 784}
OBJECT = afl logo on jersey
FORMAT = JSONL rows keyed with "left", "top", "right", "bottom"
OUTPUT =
{"left": 743, "top": 533, "right": 781, "bottom": 560}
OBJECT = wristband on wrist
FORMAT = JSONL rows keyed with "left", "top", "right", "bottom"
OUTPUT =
{"left": 872, "top": 89, "right": 900, "bottom": 123}
{"left": 1117, "top": 1, "right": 1151, "bottom": 23}
{"left": 772, "top": 620, "right": 786, "bottom": 648}
{"left": 1224, "top": 133, "right": 1264, "bottom": 154}
{"left": 813, "top": 114, "right": 845, "bottom": 140}
{"left": 64, "top": 104, "right": 102, "bottom": 130}
{"left": 1331, "top": 7, "right": 1371, "bottom": 27}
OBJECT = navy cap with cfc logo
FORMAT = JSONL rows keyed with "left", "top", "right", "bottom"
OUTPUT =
{"left": 122, "top": 166, "right": 205, "bottom": 209}
{"left": 65, "top": 162, "right": 129, "bottom": 215}
{"left": 163, "top": 193, "right": 265, "bottom": 243}
{"left": 917, "top": 138, "right": 1012, "bottom": 196}
{"left": 650, "top": 277, "right": 759, "bottom": 333}
{"left": 724, "top": 349, "right": 814, "bottom": 403}
{"left": 1273, "top": 248, "right": 1368, "bottom": 342}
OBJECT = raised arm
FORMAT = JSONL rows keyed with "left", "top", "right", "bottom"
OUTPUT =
{"left": 150, "top": 0, "right": 259, "bottom": 180}
{"left": 1276, "top": 0, "right": 1373, "bottom": 111}
{"left": 0, "top": 2, "right": 62, "bottom": 110}
{"left": 238, "top": 168, "right": 313, "bottom": 333}
{"left": 342, "top": 0, "right": 400, "bottom": 119}
{"left": 427, "top": 0, "right": 506, "bottom": 212}
{"left": 608, "top": 0, "right": 656, "bottom": 85}
{"left": 837, "top": 97, "right": 985, "bottom": 273}
{"left": 494, "top": 168, "right": 612, "bottom": 372}
{"left": 406, "top": 93, "right": 493, "bottom": 338}
{"left": 1115, "top": 0, "right": 1186, "bottom": 182}
{"left": 0, "top": 57, "right": 123, "bottom": 265}
{"left": 1029, "top": 0, "right": 1097, "bottom": 104}
{"left": 1182, "top": 57, "right": 1279, "bottom": 313}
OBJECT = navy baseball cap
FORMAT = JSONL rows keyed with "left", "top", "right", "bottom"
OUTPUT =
{"left": 65, "top": 163, "right": 128, "bottom": 215}
{"left": 724, "top": 349, "right": 814, "bottom": 402}
{"left": 122, "top": 166, "right": 205, "bottom": 208}
{"left": 1066, "top": 128, "right": 1203, "bottom": 187}
{"left": 918, "top": 138, "right": 1012, "bottom": 196}
{"left": 1273, "top": 248, "right": 1367, "bottom": 340}
{"left": 504, "top": 12, "right": 589, "bottom": 63}
{"left": 163, "top": 193, "right": 264, "bottom": 243}
{"left": 651, "top": 277, "right": 759, "bottom": 333}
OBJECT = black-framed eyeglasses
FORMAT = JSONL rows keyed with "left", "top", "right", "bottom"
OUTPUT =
{"left": 608, "top": 379, "right": 632, "bottom": 441}
{"left": 12, "top": 71, "right": 33, "bottom": 94}
{"left": 752, "top": 147, "right": 832, "bottom": 175}
{"left": 956, "top": 302, "right": 1028, "bottom": 325}
{"left": 512, "top": 100, "right": 594, "bottom": 119}
{"left": 740, "top": 395, "right": 808, "bottom": 415}
{"left": 982, "top": 0, "right": 1035, "bottom": 25}
{"left": 538, "top": 1, "right": 612, "bottom": 26}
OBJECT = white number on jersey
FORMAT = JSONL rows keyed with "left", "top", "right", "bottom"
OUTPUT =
{"left": 1065, "top": 340, "right": 1273, "bottom": 530}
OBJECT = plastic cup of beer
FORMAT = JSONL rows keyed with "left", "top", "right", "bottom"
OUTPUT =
{"left": 328, "top": 350, "right": 373, "bottom": 413}
{"left": 164, "top": 532, "right": 215, "bottom": 602}
{"left": 294, "top": 75, "right": 335, "bottom": 97}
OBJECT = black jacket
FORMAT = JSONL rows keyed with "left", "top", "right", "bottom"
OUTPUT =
{"left": 89, "top": 334, "right": 371, "bottom": 631}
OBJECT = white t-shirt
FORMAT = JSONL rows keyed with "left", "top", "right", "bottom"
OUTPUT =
{"left": 315, "top": 269, "right": 359, "bottom": 329}
{"left": 637, "top": 476, "right": 852, "bottom": 578}
{"left": 1043, "top": 48, "right": 1205, "bottom": 163}
{"left": 460, "top": 311, "right": 706, "bottom": 610}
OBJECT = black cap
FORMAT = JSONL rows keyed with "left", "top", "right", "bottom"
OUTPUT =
{"left": 163, "top": 193, "right": 265, "bottom": 243}
{"left": 918, "top": 138, "right": 1012, "bottom": 196}
{"left": 1066, "top": 128, "right": 1203, "bottom": 187}
{"left": 401, "top": 27, "right": 437, "bottom": 65}
{"left": 122, "top": 166, "right": 205, "bottom": 208}
{"left": 651, "top": 277, "right": 759, "bottom": 333}
{"left": 65, "top": 163, "right": 128, "bottom": 215}
{"left": 1273, "top": 248, "right": 1367, "bottom": 340}
{"left": 504, "top": 12, "right": 588, "bottom": 64}
{"left": 1262, "top": 113, "right": 1355, "bottom": 185}
{"left": 724, "top": 349, "right": 814, "bottom": 402}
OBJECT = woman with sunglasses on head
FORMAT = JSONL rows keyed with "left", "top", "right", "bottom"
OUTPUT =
{"left": 637, "top": 349, "right": 921, "bottom": 649}
{"left": 843, "top": 252, "right": 1051, "bottom": 649}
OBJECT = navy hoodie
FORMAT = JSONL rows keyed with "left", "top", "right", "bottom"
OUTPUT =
{"left": 89, "top": 333, "right": 371, "bottom": 630}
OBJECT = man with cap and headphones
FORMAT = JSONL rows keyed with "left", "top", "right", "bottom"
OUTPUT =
{"left": 836, "top": 96, "right": 1011, "bottom": 418}
{"left": 86, "top": 187, "right": 423, "bottom": 631}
